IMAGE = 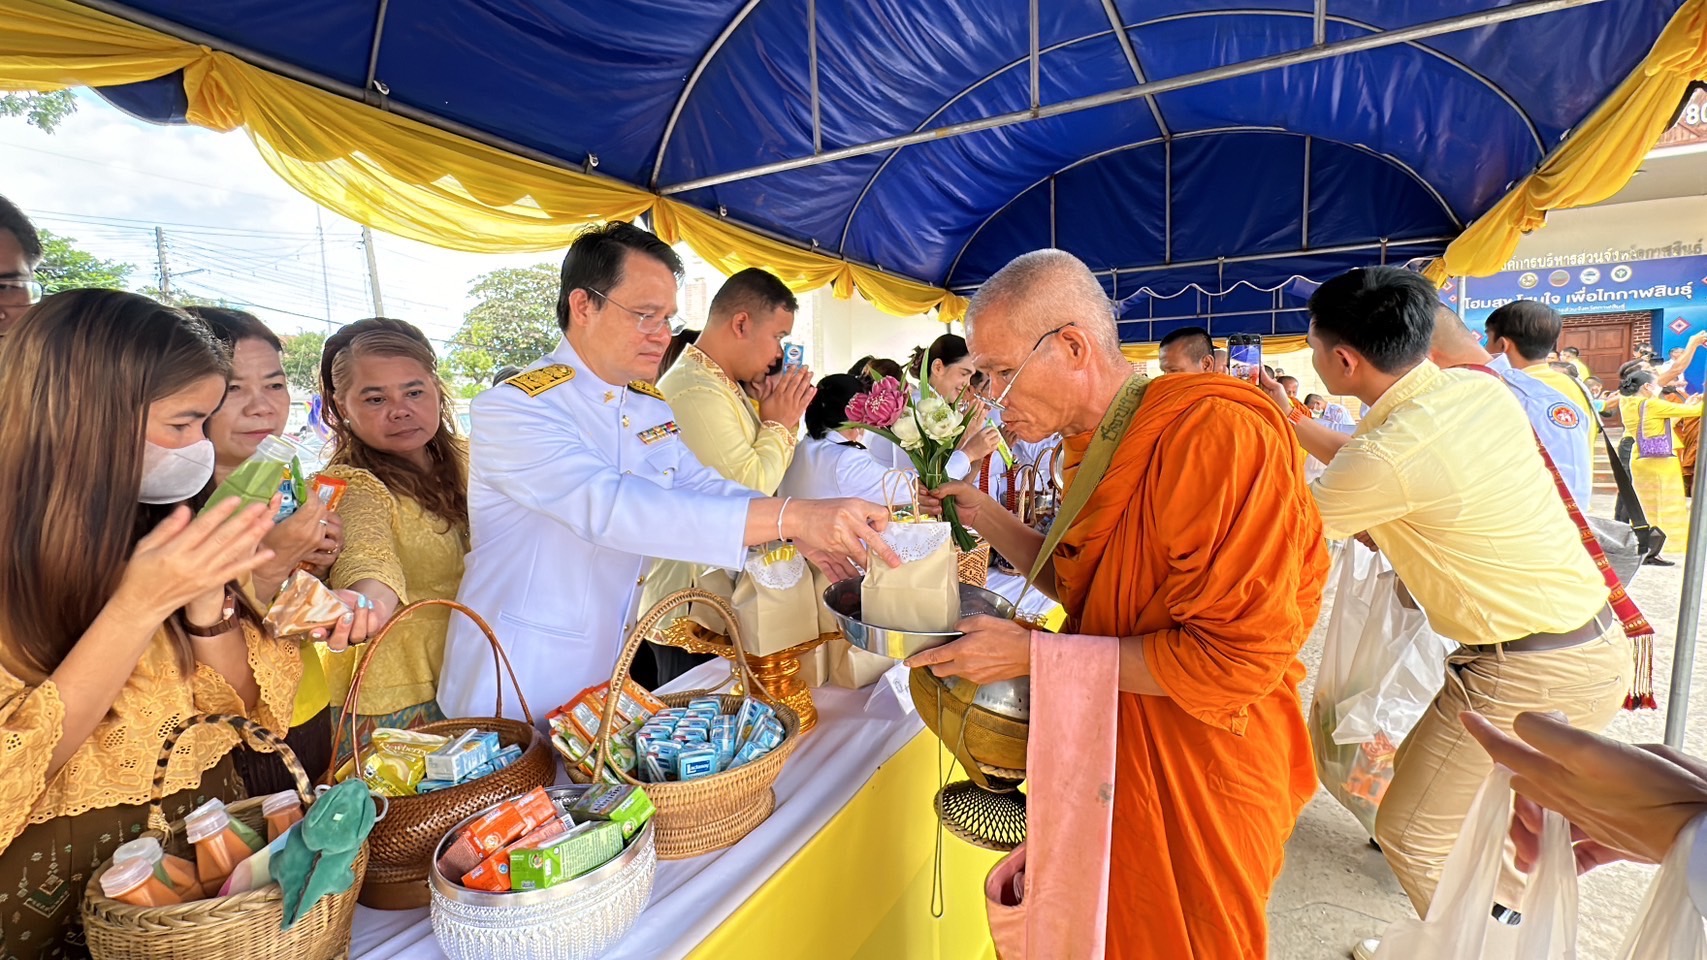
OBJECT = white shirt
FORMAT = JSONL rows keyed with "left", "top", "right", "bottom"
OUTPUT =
{"left": 440, "top": 338, "right": 760, "bottom": 727}
{"left": 776, "top": 434, "right": 896, "bottom": 504}
{"left": 1486, "top": 354, "right": 1594, "bottom": 507}
{"left": 1306, "top": 405, "right": 1358, "bottom": 482}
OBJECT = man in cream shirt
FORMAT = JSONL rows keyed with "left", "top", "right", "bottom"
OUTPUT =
{"left": 1263, "top": 267, "right": 1632, "bottom": 959}
{"left": 640, "top": 267, "right": 815, "bottom": 681}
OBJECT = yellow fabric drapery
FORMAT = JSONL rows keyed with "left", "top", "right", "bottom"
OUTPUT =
{"left": 1424, "top": 0, "right": 1707, "bottom": 283}
{"left": 0, "top": 0, "right": 968, "bottom": 322}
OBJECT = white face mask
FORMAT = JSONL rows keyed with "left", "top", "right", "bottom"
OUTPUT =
{"left": 138, "top": 439, "right": 216, "bottom": 504}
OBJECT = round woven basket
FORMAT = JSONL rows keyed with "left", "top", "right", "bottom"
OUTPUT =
{"left": 592, "top": 588, "right": 800, "bottom": 859}
{"left": 329, "top": 599, "right": 556, "bottom": 909}
{"left": 956, "top": 541, "right": 991, "bottom": 587}
{"left": 82, "top": 714, "right": 369, "bottom": 960}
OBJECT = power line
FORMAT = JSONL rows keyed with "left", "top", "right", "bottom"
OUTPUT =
{"left": 0, "top": 141, "right": 297, "bottom": 203}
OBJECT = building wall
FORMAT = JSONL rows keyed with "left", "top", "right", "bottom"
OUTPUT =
{"left": 808, "top": 290, "right": 949, "bottom": 377}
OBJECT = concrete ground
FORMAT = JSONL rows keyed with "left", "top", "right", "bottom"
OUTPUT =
{"left": 1268, "top": 494, "right": 1706, "bottom": 958}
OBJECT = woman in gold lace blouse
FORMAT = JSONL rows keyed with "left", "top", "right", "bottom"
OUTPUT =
{"left": 0, "top": 291, "right": 303, "bottom": 955}
{"left": 317, "top": 318, "right": 470, "bottom": 746}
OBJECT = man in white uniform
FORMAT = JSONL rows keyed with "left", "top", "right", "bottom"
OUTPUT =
{"left": 440, "top": 222, "right": 897, "bottom": 724}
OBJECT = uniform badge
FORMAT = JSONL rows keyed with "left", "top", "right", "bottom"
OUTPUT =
{"left": 627, "top": 380, "right": 667, "bottom": 401}
{"left": 1548, "top": 402, "right": 1581, "bottom": 429}
{"left": 504, "top": 364, "right": 575, "bottom": 397}
{"left": 637, "top": 421, "right": 680, "bottom": 445}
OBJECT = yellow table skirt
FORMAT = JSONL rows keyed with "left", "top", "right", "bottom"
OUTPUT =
{"left": 688, "top": 729, "right": 1004, "bottom": 960}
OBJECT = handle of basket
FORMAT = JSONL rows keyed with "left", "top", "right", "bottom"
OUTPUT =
{"left": 593, "top": 588, "right": 766, "bottom": 775}
{"left": 329, "top": 598, "right": 531, "bottom": 784}
{"left": 148, "top": 713, "right": 312, "bottom": 833}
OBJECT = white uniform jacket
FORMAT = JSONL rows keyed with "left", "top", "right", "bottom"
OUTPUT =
{"left": 439, "top": 338, "right": 759, "bottom": 726}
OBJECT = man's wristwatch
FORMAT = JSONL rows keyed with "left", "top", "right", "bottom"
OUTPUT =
{"left": 183, "top": 590, "right": 240, "bottom": 638}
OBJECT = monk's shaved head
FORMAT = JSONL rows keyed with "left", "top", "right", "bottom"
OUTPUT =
{"left": 1428, "top": 304, "right": 1493, "bottom": 369}
{"left": 962, "top": 249, "right": 1135, "bottom": 442}
{"left": 966, "top": 249, "right": 1121, "bottom": 354}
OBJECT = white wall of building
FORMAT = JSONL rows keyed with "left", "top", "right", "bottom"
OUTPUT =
{"left": 807, "top": 289, "right": 950, "bottom": 376}
{"left": 1499, "top": 194, "right": 1707, "bottom": 264}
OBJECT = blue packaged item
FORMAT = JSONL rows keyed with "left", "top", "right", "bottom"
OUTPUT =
{"left": 677, "top": 744, "right": 718, "bottom": 781}
{"left": 641, "top": 747, "right": 668, "bottom": 783}
{"left": 730, "top": 739, "right": 770, "bottom": 769}
{"left": 687, "top": 697, "right": 722, "bottom": 712}
{"left": 463, "top": 743, "right": 522, "bottom": 782}
{"left": 416, "top": 778, "right": 459, "bottom": 794}
{"left": 735, "top": 699, "right": 774, "bottom": 742}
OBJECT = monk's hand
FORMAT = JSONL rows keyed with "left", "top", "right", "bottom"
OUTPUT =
{"left": 1461, "top": 710, "right": 1707, "bottom": 868}
{"left": 918, "top": 480, "right": 992, "bottom": 527}
{"left": 904, "top": 615, "right": 1031, "bottom": 684}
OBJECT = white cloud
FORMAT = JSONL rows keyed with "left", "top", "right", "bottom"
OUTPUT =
{"left": 0, "top": 92, "right": 546, "bottom": 343}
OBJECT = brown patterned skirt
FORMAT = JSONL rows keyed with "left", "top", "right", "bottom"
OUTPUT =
{"left": 0, "top": 756, "right": 245, "bottom": 960}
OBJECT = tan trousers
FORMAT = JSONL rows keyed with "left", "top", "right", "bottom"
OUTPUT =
{"left": 1374, "top": 623, "right": 1633, "bottom": 916}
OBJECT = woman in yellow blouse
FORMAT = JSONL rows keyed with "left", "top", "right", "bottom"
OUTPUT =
{"left": 193, "top": 307, "right": 347, "bottom": 791}
{"left": 1619, "top": 369, "right": 1704, "bottom": 565}
{"left": 318, "top": 318, "right": 470, "bottom": 746}
{"left": 0, "top": 291, "right": 303, "bottom": 953}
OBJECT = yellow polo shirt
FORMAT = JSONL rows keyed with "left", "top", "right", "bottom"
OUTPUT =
{"left": 1526, "top": 362, "right": 1600, "bottom": 456}
{"left": 1310, "top": 361, "right": 1607, "bottom": 645}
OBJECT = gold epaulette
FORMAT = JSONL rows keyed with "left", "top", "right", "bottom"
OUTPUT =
{"left": 503, "top": 364, "right": 575, "bottom": 397}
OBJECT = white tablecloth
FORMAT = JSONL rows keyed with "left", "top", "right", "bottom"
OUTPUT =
{"left": 349, "top": 660, "right": 924, "bottom": 960}
{"left": 984, "top": 569, "right": 1060, "bottom": 621}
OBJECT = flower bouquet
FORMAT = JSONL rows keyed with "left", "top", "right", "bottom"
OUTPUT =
{"left": 844, "top": 375, "right": 980, "bottom": 552}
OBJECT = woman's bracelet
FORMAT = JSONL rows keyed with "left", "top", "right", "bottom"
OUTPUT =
{"left": 777, "top": 497, "right": 793, "bottom": 542}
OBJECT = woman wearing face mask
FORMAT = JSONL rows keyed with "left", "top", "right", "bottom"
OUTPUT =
{"left": 0, "top": 290, "right": 304, "bottom": 951}
{"left": 191, "top": 307, "right": 346, "bottom": 791}
{"left": 866, "top": 334, "right": 1000, "bottom": 477}
{"left": 1620, "top": 369, "right": 1704, "bottom": 566}
{"left": 318, "top": 318, "right": 470, "bottom": 745}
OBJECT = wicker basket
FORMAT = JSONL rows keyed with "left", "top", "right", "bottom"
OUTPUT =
{"left": 956, "top": 541, "right": 992, "bottom": 587}
{"left": 592, "top": 589, "right": 801, "bottom": 859}
{"left": 429, "top": 785, "right": 657, "bottom": 960}
{"left": 330, "top": 598, "right": 556, "bottom": 909}
{"left": 83, "top": 714, "right": 369, "bottom": 960}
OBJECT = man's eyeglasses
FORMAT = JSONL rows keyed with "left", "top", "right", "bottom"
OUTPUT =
{"left": 976, "top": 322, "right": 1075, "bottom": 412}
{"left": 587, "top": 287, "right": 681, "bottom": 335}
{"left": 0, "top": 279, "right": 43, "bottom": 308}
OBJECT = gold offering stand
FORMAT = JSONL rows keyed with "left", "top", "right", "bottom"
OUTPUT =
{"left": 655, "top": 619, "right": 829, "bottom": 734}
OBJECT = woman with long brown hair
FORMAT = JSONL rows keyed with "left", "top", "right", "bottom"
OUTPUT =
{"left": 0, "top": 290, "right": 304, "bottom": 954}
{"left": 317, "top": 317, "right": 470, "bottom": 744}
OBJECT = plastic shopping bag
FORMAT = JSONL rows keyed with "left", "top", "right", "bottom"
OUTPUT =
{"left": 1311, "top": 547, "right": 1455, "bottom": 836}
{"left": 1375, "top": 767, "right": 1577, "bottom": 960}
{"left": 1614, "top": 818, "right": 1707, "bottom": 959}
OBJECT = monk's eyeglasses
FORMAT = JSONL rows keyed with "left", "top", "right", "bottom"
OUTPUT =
{"left": 976, "top": 322, "right": 1076, "bottom": 412}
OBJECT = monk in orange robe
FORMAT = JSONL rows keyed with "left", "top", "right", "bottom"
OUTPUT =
{"left": 911, "top": 250, "right": 1327, "bottom": 959}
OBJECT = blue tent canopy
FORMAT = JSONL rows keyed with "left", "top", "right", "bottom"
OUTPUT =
{"left": 82, "top": 0, "right": 1686, "bottom": 334}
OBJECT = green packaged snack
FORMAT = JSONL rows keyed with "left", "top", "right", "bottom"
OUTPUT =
{"left": 567, "top": 784, "right": 655, "bottom": 840}
{"left": 509, "top": 821, "right": 624, "bottom": 890}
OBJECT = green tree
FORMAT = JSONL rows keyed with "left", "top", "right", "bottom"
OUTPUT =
{"left": 280, "top": 331, "right": 329, "bottom": 395}
{"left": 445, "top": 264, "right": 560, "bottom": 386}
{"left": 0, "top": 90, "right": 77, "bottom": 132}
{"left": 35, "top": 229, "right": 133, "bottom": 293}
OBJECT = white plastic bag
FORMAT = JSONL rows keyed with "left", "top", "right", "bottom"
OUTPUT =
{"left": 1311, "top": 547, "right": 1456, "bottom": 835}
{"left": 1614, "top": 818, "right": 1707, "bottom": 959}
{"left": 1375, "top": 767, "right": 1578, "bottom": 959}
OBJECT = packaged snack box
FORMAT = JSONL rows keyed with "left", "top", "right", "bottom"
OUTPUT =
{"left": 568, "top": 784, "right": 655, "bottom": 840}
{"left": 426, "top": 729, "right": 500, "bottom": 782}
{"left": 459, "top": 787, "right": 558, "bottom": 857}
{"left": 510, "top": 821, "right": 625, "bottom": 891}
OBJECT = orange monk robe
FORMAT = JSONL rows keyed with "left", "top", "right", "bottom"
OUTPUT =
{"left": 1053, "top": 373, "right": 1329, "bottom": 959}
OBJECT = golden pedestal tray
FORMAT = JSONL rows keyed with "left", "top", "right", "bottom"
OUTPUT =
{"left": 654, "top": 620, "right": 830, "bottom": 734}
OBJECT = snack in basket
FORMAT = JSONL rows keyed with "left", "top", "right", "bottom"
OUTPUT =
{"left": 185, "top": 799, "right": 263, "bottom": 892}
{"left": 263, "top": 569, "right": 354, "bottom": 639}
{"left": 677, "top": 744, "right": 719, "bottom": 781}
{"left": 112, "top": 836, "right": 204, "bottom": 900}
{"left": 458, "top": 812, "right": 574, "bottom": 893}
{"left": 263, "top": 790, "right": 305, "bottom": 841}
{"left": 508, "top": 820, "right": 625, "bottom": 891}
{"left": 219, "top": 826, "right": 296, "bottom": 897}
{"left": 100, "top": 855, "right": 184, "bottom": 906}
{"left": 461, "top": 786, "right": 559, "bottom": 857}
{"left": 549, "top": 679, "right": 665, "bottom": 744}
{"left": 371, "top": 727, "right": 450, "bottom": 757}
{"left": 568, "top": 784, "right": 655, "bottom": 840}
{"left": 361, "top": 744, "right": 427, "bottom": 797}
{"left": 426, "top": 729, "right": 501, "bottom": 782}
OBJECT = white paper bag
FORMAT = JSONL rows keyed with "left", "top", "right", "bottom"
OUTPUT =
{"left": 731, "top": 545, "right": 819, "bottom": 656}
{"left": 861, "top": 519, "right": 958, "bottom": 633}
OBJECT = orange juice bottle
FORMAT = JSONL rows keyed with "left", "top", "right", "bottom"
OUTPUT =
{"left": 112, "top": 836, "right": 205, "bottom": 900}
{"left": 261, "top": 791, "right": 304, "bottom": 842}
{"left": 185, "top": 804, "right": 254, "bottom": 894}
{"left": 99, "top": 857, "right": 182, "bottom": 907}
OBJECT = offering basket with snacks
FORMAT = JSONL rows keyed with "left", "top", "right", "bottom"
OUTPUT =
{"left": 592, "top": 589, "right": 801, "bottom": 859}
{"left": 428, "top": 785, "right": 657, "bottom": 960}
{"left": 81, "top": 715, "right": 369, "bottom": 960}
{"left": 329, "top": 599, "right": 555, "bottom": 909}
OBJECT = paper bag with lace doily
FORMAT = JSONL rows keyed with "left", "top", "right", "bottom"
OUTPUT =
{"left": 731, "top": 544, "right": 820, "bottom": 656}
{"left": 861, "top": 518, "right": 959, "bottom": 633}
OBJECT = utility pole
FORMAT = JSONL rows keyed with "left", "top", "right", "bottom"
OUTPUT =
{"left": 315, "top": 209, "right": 333, "bottom": 324}
{"left": 361, "top": 225, "right": 385, "bottom": 316}
{"left": 154, "top": 226, "right": 170, "bottom": 302}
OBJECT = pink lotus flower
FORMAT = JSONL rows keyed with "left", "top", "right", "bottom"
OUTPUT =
{"left": 846, "top": 376, "right": 907, "bottom": 429}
